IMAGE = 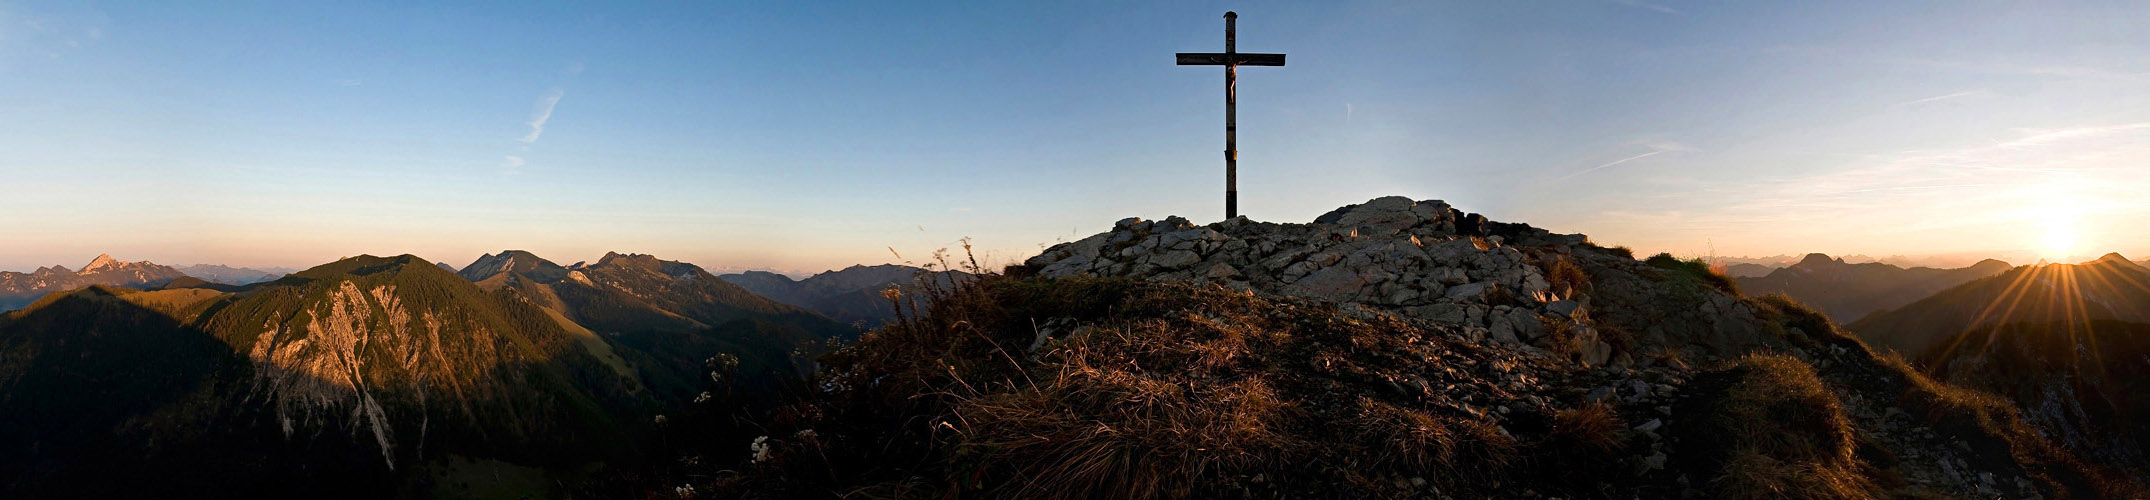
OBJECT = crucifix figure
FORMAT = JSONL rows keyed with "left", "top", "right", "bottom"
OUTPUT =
{"left": 1177, "top": 11, "right": 1285, "bottom": 220}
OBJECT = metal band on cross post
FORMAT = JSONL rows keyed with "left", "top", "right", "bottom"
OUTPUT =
{"left": 1177, "top": 11, "right": 1284, "bottom": 220}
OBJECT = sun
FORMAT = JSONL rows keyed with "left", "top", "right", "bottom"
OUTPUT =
{"left": 2030, "top": 203, "right": 2086, "bottom": 261}
{"left": 2039, "top": 222, "right": 2080, "bottom": 261}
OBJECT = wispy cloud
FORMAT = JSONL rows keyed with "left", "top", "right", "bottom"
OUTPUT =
{"left": 518, "top": 88, "right": 564, "bottom": 143}
{"left": 1885, "top": 58, "right": 2150, "bottom": 82}
{"left": 502, "top": 155, "right": 526, "bottom": 168}
{"left": 338, "top": 79, "right": 363, "bottom": 87}
{"left": 1611, "top": 0, "right": 1681, "bottom": 15}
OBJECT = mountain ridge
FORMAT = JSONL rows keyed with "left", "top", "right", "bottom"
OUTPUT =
{"left": 1736, "top": 252, "right": 2014, "bottom": 324}
{"left": 0, "top": 254, "right": 189, "bottom": 312}
{"left": 0, "top": 254, "right": 655, "bottom": 498}
{"left": 720, "top": 264, "right": 972, "bottom": 327}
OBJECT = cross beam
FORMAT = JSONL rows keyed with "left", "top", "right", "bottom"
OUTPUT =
{"left": 1177, "top": 11, "right": 1285, "bottom": 220}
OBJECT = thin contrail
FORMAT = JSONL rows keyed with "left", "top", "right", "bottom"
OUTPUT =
{"left": 1558, "top": 150, "right": 1664, "bottom": 181}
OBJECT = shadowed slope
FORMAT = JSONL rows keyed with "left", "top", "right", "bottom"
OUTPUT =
{"left": 1919, "top": 320, "right": 2150, "bottom": 481}
{"left": 457, "top": 250, "right": 860, "bottom": 405}
{"left": 0, "top": 255, "right": 659, "bottom": 499}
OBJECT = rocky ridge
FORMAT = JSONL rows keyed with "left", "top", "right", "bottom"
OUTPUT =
{"left": 1027, "top": 196, "right": 1788, "bottom": 369}
{"left": 995, "top": 196, "right": 2132, "bottom": 499}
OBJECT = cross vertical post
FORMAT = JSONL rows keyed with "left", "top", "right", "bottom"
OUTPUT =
{"left": 1224, "top": 12, "right": 1237, "bottom": 219}
{"left": 1177, "top": 12, "right": 1283, "bottom": 220}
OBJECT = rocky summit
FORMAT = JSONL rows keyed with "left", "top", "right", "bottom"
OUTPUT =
{"left": 702, "top": 196, "right": 2137, "bottom": 499}
{"left": 1027, "top": 196, "right": 1788, "bottom": 369}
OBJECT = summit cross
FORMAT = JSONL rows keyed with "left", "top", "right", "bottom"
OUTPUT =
{"left": 1176, "top": 11, "right": 1285, "bottom": 220}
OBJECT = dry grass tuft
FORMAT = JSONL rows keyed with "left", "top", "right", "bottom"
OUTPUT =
{"left": 727, "top": 273, "right": 1544, "bottom": 498}
{"left": 1678, "top": 354, "right": 1880, "bottom": 500}
{"left": 1542, "top": 255, "right": 1590, "bottom": 300}
{"left": 1550, "top": 402, "right": 1625, "bottom": 456}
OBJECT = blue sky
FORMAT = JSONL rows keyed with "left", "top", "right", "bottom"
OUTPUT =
{"left": 2, "top": 1, "right": 2146, "bottom": 274}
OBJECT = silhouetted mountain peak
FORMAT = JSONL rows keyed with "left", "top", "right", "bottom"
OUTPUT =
{"left": 1797, "top": 253, "right": 1839, "bottom": 267}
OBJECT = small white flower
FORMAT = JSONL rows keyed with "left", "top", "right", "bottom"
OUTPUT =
{"left": 749, "top": 436, "right": 771, "bottom": 463}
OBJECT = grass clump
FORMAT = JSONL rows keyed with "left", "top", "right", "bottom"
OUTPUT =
{"left": 717, "top": 274, "right": 1534, "bottom": 499}
{"left": 1646, "top": 252, "right": 1741, "bottom": 296}
{"left": 1676, "top": 354, "right": 1879, "bottom": 500}
{"left": 1540, "top": 254, "right": 1589, "bottom": 300}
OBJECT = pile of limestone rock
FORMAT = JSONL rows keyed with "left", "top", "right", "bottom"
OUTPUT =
{"left": 1026, "top": 196, "right": 1631, "bottom": 365}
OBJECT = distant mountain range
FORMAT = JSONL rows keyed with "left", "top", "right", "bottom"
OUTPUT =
{"left": 0, "top": 255, "right": 188, "bottom": 311}
{"left": 1708, "top": 253, "right": 2032, "bottom": 278}
{"left": 1849, "top": 253, "right": 2150, "bottom": 357}
{"left": 1736, "top": 253, "right": 2014, "bottom": 324}
{"left": 0, "top": 250, "right": 859, "bottom": 497}
{"left": 173, "top": 264, "right": 290, "bottom": 285}
{"left": 720, "top": 264, "right": 971, "bottom": 327}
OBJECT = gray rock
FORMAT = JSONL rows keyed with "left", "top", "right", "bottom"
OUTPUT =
{"left": 1150, "top": 250, "right": 1201, "bottom": 270}
{"left": 1412, "top": 303, "right": 1466, "bottom": 324}
{"left": 1281, "top": 266, "right": 1367, "bottom": 299}
{"left": 1508, "top": 308, "right": 1544, "bottom": 340}
{"left": 1489, "top": 314, "right": 1518, "bottom": 343}
{"left": 1545, "top": 300, "right": 1582, "bottom": 320}
{"left": 1445, "top": 282, "right": 1489, "bottom": 301}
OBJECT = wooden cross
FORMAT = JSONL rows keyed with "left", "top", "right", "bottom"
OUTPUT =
{"left": 1177, "top": 11, "right": 1285, "bottom": 220}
